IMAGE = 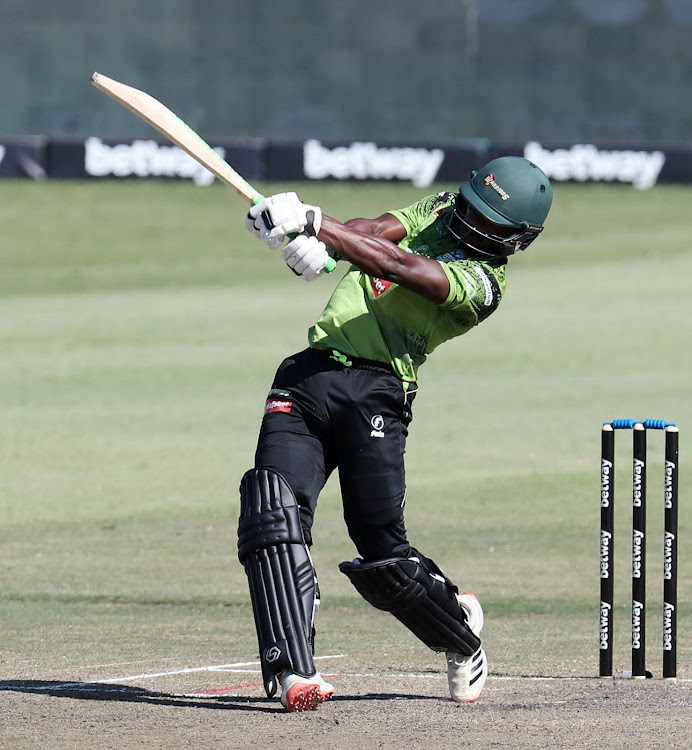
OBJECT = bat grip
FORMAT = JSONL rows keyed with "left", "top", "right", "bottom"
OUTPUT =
{"left": 251, "top": 194, "right": 337, "bottom": 274}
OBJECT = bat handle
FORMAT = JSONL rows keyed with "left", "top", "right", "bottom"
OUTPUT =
{"left": 251, "top": 194, "right": 337, "bottom": 274}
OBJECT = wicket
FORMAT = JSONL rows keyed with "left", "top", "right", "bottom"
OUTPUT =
{"left": 599, "top": 419, "right": 679, "bottom": 679}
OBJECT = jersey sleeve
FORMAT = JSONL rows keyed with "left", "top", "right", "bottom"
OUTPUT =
{"left": 387, "top": 193, "right": 450, "bottom": 236}
{"left": 438, "top": 260, "right": 505, "bottom": 324}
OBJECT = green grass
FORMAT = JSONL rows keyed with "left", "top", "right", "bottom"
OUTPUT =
{"left": 1, "top": 180, "right": 690, "bottom": 681}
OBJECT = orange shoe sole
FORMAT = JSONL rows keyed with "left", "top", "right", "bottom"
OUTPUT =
{"left": 283, "top": 682, "right": 335, "bottom": 712}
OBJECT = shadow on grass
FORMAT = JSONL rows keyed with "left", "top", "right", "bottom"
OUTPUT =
{"left": 0, "top": 680, "right": 440, "bottom": 712}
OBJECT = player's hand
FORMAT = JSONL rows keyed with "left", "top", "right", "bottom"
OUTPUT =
{"left": 280, "top": 234, "right": 331, "bottom": 281}
{"left": 244, "top": 208, "right": 283, "bottom": 250}
{"left": 248, "top": 192, "right": 322, "bottom": 245}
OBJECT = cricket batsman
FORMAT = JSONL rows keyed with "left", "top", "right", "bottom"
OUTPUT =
{"left": 237, "top": 156, "right": 553, "bottom": 711}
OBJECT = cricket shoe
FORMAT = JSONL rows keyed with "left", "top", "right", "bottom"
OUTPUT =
{"left": 446, "top": 592, "right": 488, "bottom": 703}
{"left": 279, "top": 671, "right": 335, "bottom": 712}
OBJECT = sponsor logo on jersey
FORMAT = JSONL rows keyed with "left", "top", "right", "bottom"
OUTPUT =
{"left": 370, "top": 415, "right": 385, "bottom": 438}
{"left": 436, "top": 250, "right": 466, "bottom": 262}
{"left": 482, "top": 173, "right": 510, "bottom": 200}
{"left": 474, "top": 267, "right": 496, "bottom": 306}
{"left": 370, "top": 277, "right": 393, "bottom": 297}
{"left": 265, "top": 398, "right": 292, "bottom": 414}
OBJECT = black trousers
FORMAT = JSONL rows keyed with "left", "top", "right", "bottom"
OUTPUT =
{"left": 254, "top": 347, "right": 418, "bottom": 561}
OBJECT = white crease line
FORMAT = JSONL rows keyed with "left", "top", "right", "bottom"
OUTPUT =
{"left": 96, "top": 662, "right": 258, "bottom": 684}
{"left": 96, "top": 654, "right": 347, "bottom": 684}
{"left": 203, "top": 669, "right": 260, "bottom": 675}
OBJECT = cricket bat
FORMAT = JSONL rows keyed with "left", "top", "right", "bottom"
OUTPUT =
{"left": 90, "top": 72, "right": 336, "bottom": 272}
{"left": 91, "top": 72, "right": 261, "bottom": 202}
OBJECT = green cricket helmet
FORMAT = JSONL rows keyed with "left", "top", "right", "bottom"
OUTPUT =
{"left": 446, "top": 156, "right": 553, "bottom": 259}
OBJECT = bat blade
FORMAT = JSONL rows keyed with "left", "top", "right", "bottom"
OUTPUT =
{"left": 90, "top": 71, "right": 260, "bottom": 203}
{"left": 90, "top": 72, "right": 336, "bottom": 274}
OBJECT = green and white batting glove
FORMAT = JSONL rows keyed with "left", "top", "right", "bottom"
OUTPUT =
{"left": 248, "top": 192, "right": 322, "bottom": 246}
{"left": 280, "top": 234, "right": 331, "bottom": 282}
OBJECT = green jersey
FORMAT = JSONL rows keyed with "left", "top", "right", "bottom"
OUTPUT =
{"left": 308, "top": 192, "right": 507, "bottom": 382}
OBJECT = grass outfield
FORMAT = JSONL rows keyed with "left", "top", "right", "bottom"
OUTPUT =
{"left": 1, "top": 180, "right": 690, "bottom": 688}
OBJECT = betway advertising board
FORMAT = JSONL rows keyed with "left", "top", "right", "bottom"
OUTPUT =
{"left": 46, "top": 137, "right": 265, "bottom": 184}
{"left": 2, "top": 136, "right": 692, "bottom": 187}
{"left": 521, "top": 142, "right": 667, "bottom": 190}
{"left": 0, "top": 136, "right": 47, "bottom": 178}
{"left": 266, "top": 139, "right": 481, "bottom": 187}
{"left": 273, "top": 139, "right": 688, "bottom": 190}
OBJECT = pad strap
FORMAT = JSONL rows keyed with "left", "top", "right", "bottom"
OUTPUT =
{"left": 238, "top": 468, "right": 317, "bottom": 696}
{"left": 339, "top": 556, "right": 480, "bottom": 656}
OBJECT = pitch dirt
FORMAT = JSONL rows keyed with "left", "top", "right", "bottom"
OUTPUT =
{"left": 2, "top": 668, "right": 691, "bottom": 749}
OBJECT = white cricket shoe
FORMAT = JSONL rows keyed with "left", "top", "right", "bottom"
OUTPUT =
{"left": 446, "top": 592, "right": 488, "bottom": 703}
{"left": 279, "top": 671, "right": 335, "bottom": 712}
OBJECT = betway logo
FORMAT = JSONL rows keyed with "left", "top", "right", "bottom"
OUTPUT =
{"left": 601, "top": 458, "right": 612, "bottom": 508}
{"left": 633, "top": 458, "right": 644, "bottom": 507}
{"left": 85, "top": 137, "right": 221, "bottom": 185}
{"left": 525, "top": 141, "right": 665, "bottom": 190}
{"left": 663, "top": 530, "right": 676, "bottom": 580}
{"left": 663, "top": 602, "right": 675, "bottom": 651}
{"left": 600, "top": 529, "right": 611, "bottom": 579}
{"left": 599, "top": 601, "right": 611, "bottom": 650}
{"left": 304, "top": 139, "right": 444, "bottom": 188}
{"left": 664, "top": 459, "right": 676, "bottom": 508}
{"left": 632, "top": 529, "right": 644, "bottom": 578}
{"left": 632, "top": 600, "right": 644, "bottom": 649}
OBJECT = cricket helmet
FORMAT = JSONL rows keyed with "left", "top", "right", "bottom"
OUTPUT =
{"left": 447, "top": 156, "right": 552, "bottom": 259}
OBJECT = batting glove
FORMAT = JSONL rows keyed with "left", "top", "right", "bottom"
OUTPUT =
{"left": 280, "top": 234, "right": 331, "bottom": 282}
{"left": 244, "top": 208, "right": 283, "bottom": 251}
{"left": 248, "top": 192, "right": 322, "bottom": 245}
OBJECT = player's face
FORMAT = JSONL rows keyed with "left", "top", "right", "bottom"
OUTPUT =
{"left": 446, "top": 197, "right": 517, "bottom": 257}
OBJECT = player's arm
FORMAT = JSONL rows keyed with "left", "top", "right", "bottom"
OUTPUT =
{"left": 245, "top": 192, "right": 449, "bottom": 304}
{"left": 317, "top": 214, "right": 449, "bottom": 304}
{"left": 342, "top": 213, "right": 407, "bottom": 242}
